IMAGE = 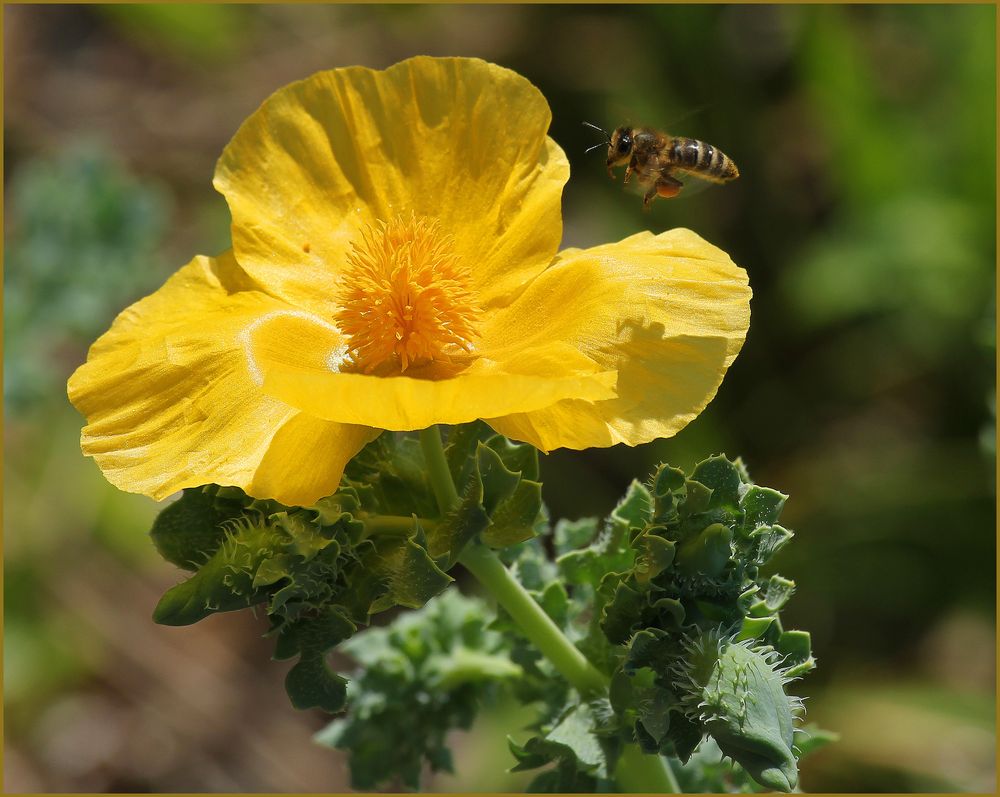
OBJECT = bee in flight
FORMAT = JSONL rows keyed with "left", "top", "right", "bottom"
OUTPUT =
{"left": 584, "top": 122, "right": 739, "bottom": 207}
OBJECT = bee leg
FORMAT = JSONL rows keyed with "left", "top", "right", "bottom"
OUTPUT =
{"left": 624, "top": 163, "right": 635, "bottom": 185}
{"left": 644, "top": 175, "right": 684, "bottom": 207}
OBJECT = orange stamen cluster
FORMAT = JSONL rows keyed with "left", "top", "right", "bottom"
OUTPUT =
{"left": 336, "top": 214, "right": 480, "bottom": 374}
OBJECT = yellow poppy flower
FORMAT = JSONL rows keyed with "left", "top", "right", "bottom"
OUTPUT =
{"left": 68, "top": 56, "right": 751, "bottom": 507}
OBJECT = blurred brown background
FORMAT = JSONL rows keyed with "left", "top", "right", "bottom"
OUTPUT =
{"left": 4, "top": 4, "right": 995, "bottom": 792}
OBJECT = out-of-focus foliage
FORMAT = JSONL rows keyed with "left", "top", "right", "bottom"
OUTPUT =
{"left": 316, "top": 589, "right": 521, "bottom": 790}
{"left": 4, "top": 3, "right": 994, "bottom": 792}
{"left": 3, "top": 145, "right": 170, "bottom": 411}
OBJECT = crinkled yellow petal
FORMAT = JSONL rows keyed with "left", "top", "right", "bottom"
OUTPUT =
{"left": 481, "top": 228, "right": 752, "bottom": 450}
{"left": 66, "top": 252, "right": 379, "bottom": 506}
{"left": 246, "top": 306, "right": 617, "bottom": 428}
{"left": 214, "top": 56, "right": 568, "bottom": 314}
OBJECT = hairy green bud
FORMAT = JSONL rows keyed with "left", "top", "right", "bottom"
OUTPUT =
{"left": 673, "top": 630, "right": 801, "bottom": 792}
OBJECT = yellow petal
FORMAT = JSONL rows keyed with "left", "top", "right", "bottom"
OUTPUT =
{"left": 245, "top": 306, "right": 617, "bottom": 428}
{"left": 214, "top": 56, "right": 568, "bottom": 314}
{"left": 66, "top": 252, "right": 378, "bottom": 505}
{"left": 482, "top": 228, "right": 752, "bottom": 450}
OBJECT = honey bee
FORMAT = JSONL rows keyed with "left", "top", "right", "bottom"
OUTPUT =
{"left": 584, "top": 122, "right": 739, "bottom": 207}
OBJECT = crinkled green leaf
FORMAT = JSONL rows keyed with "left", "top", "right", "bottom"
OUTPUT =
{"left": 476, "top": 442, "right": 521, "bottom": 515}
{"left": 276, "top": 606, "right": 356, "bottom": 712}
{"left": 426, "top": 475, "right": 490, "bottom": 565}
{"left": 632, "top": 529, "right": 676, "bottom": 586}
{"left": 600, "top": 580, "right": 646, "bottom": 645}
{"left": 365, "top": 527, "right": 453, "bottom": 613}
{"left": 152, "top": 518, "right": 277, "bottom": 625}
{"left": 342, "top": 432, "right": 438, "bottom": 518}
{"left": 554, "top": 517, "right": 600, "bottom": 554}
{"left": 482, "top": 479, "right": 543, "bottom": 548}
{"left": 545, "top": 703, "right": 611, "bottom": 775}
{"left": 444, "top": 420, "right": 495, "bottom": 487}
{"left": 739, "top": 485, "right": 788, "bottom": 529}
{"left": 675, "top": 522, "right": 733, "bottom": 577}
{"left": 609, "top": 480, "right": 654, "bottom": 533}
{"left": 485, "top": 433, "right": 540, "bottom": 481}
{"left": 317, "top": 590, "right": 516, "bottom": 790}
{"left": 777, "top": 630, "right": 816, "bottom": 677}
{"left": 148, "top": 487, "right": 239, "bottom": 570}
{"left": 428, "top": 440, "right": 538, "bottom": 565}
{"left": 764, "top": 575, "right": 796, "bottom": 612}
{"left": 691, "top": 455, "right": 743, "bottom": 509}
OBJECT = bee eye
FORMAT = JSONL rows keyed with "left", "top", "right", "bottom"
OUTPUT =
{"left": 617, "top": 136, "right": 631, "bottom": 154}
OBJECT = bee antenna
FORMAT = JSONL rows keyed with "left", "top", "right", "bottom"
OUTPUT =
{"left": 582, "top": 121, "right": 610, "bottom": 140}
{"left": 582, "top": 121, "right": 611, "bottom": 155}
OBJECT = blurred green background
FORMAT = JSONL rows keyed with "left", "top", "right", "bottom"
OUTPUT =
{"left": 4, "top": 4, "right": 995, "bottom": 792}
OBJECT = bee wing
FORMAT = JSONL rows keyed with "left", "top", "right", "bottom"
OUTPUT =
{"left": 662, "top": 167, "right": 722, "bottom": 199}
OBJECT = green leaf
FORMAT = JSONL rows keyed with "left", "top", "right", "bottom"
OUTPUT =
{"left": 633, "top": 529, "right": 676, "bottom": 586}
{"left": 675, "top": 522, "right": 733, "bottom": 577}
{"left": 364, "top": 529, "right": 453, "bottom": 614}
{"left": 609, "top": 480, "right": 654, "bottom": 533}
{"left": 427, "top": 440, "right": 539, "bottom": 564}
{"left": 275, "top": 607, "right": 356, "bottom": 712}
{"left": 691, "top": 455, "right": 743, "bottom": 509}
{"left": 601, "top": 580, "right": 646, "bottom": 645}
{"left": 425, "top": 476, "right": 490, "bottom": 565}
{"left": 736, "top": 615, "right": 775, "bottom": 641}
{"left": 342, "top": 433, "right": 438, "bottom": 518}
{"left": 545, "top": 703, "right": 610, "bottom": 775}
{"left": 152, "top": 518, "right": 277, "bottom": 625}
{"left": 485, "top": 433, "right": 540, "bottom": 481}
{"left": 554, "top": 517, "right": 600, "bottom": 554}
{"left": 748, "top": 524, "right": 795, "bottom": 564}
{"left": 556, "top": 521, "right": 634, "bottom": 588}
{"left": 148, "top": 487, "right": 239, "bottom": 570}
{"left": 740, "top": 485, "right": 788, "bottom": 529}
{"left": 317, "top": 590, "right": 515, "bottom": 790}
{"left": 482, "top": 479, "right": 542, "bottom": 549}
{"left": 475, "top": 442, "right": 521, "bottom": 515}
{"left": 444, "top": 420, "right": 494, "bottom": 486}
{"left": 777, "top": 630, "right": 816, "bottom": 677}
{"left": 764, "top": 575, "right": 796, "bottom": 612}
{"left": 508, "top": 710, "right": 607, "bottom": 777}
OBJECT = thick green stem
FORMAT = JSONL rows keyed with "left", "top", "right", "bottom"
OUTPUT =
{"left": 419, "top": 426, "right": 460, "bottom": 511}
{"left": 362, "top": 514, "right": 438, "bottom": 537}
{"left": 419, "top": 424, "right": 677, "bottom": 792}
{"left": 459, "top": 541, "right": 608, "bottom": 697}
{"left": 615, "top": 743, "right": 682, "bottom": 793}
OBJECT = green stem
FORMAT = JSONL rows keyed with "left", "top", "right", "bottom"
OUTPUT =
{"left": 419, "top": 425, "right": 460, "bottom": 511}
{"left": 419, "top": 424, "right": 677, "bottom": 792}
{"left": 362, "top": 514, "right": 438, "bottom": 537}
{"left": 459, "top": 540, "right": 608, "bottom": 697}
{"left": 615, "top": 744, "right": 681, "bottom": 793}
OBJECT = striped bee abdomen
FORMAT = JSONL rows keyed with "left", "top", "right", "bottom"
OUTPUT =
{"left": 669, "top": 137, "right": 739, "bottom": 182}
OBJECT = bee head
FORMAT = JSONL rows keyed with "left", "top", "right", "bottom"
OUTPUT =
{"left": 607, "top": 126, "right": 634, "bottom": 168}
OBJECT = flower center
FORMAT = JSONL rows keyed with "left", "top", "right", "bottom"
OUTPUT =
{"left": 335, "top": 214, "right": 481, "bottom": 375}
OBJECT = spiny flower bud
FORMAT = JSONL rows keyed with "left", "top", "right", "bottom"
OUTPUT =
{"left": 672, "top": 629, "right": 802, "bottom": 792}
